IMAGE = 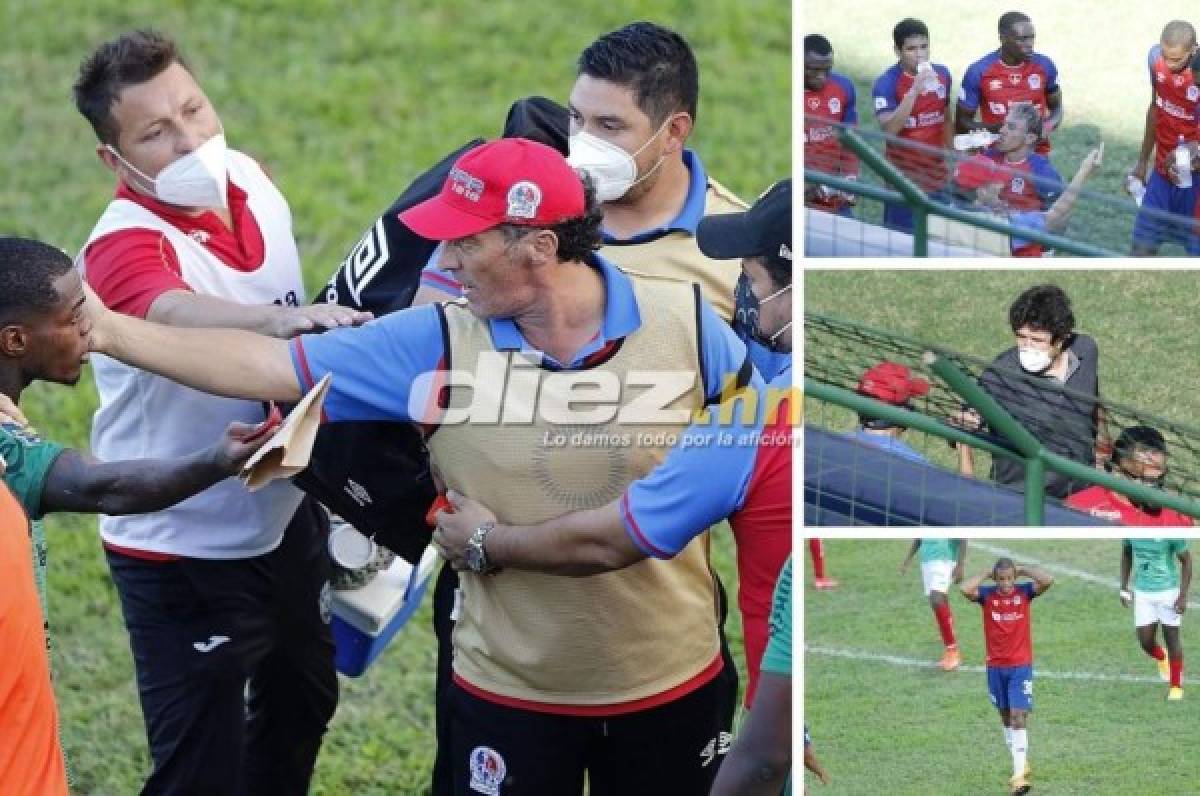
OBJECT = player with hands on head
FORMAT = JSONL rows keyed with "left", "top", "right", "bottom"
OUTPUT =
{"left": 961, "top": 557, "right": 1054, "bottom": 796}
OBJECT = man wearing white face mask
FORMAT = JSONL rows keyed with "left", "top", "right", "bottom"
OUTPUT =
{"left": 72, "top": 30, "right": 368, "bottom": 793}
{"left": 415, "top": 24, "right": 791, "bottom": 381}
{"left": 567, "top": 22, "right": 792, "bottom": 382}
{"left": 956, "top": 284, "right": 1103, "bottom": 498}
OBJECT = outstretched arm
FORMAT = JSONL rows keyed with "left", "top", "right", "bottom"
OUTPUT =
{"left": 147, "top": 289, "right": 371, "bottom": 339}
{"left": 39, "top": 421, "right": 272, "bottom": 516}
{"left": 86, "top": 283, "right": 304, "bottom": 403}
{"left": 1043, "top": 143, "right": 1103, "bottom": 233}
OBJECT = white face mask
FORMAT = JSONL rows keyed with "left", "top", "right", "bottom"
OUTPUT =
{"left": 756, "top": 283, "right": 792, "bottom": 351}
{"left": 107, "top": 132, "right": 229, "bottom": 209}
{"left": 1017, "top": 346, "right": 1053, "bottom": 373}
{"left": 567, "top": 118, "right": 670, "bottom": 201}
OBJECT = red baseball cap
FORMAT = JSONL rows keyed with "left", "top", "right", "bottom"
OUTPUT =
{"left": 856, "top": 362, "right": 930, "bottom": 405}
{"left": 399, "top": 138, "right": 586, "bottom": 240}
{"left": 954, "top": 155, "right": 1007, "bottom": 190}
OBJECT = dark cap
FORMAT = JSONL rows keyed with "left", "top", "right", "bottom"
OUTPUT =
{"left": 697, "top": 178, "right": 792, "bottom": 263}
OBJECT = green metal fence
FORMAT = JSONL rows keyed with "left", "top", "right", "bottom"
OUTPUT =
{"left": 805, "top": 312, "right": 1200, "bottom": 525}
{"left": 804, "top": 124, "right": 1137, "bottom": 257}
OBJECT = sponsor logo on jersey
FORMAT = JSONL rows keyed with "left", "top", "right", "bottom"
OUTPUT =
{"left": 1155, "top": 96, "right": 1193, "bottom": 120}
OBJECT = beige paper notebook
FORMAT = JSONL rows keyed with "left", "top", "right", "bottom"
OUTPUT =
{"left": 240, "top": 373, "right": 332, "bottom": 491}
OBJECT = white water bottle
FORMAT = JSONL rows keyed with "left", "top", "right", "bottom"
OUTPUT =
{"left": 1125, "top": 175, "right": 1146, "bottom": 205}
{"left": 917, "top": 60, "right": 936, "bottom": 93}
{"left": 1175, "top": 135, "right": 1192, "bottom": 188}
{"left": 953, "top": 130, "right": 999, "bottom": 150}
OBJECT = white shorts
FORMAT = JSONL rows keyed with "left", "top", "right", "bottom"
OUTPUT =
{"left": 1134, "top": 588, "right": 1182, "bottom": 628}
{"left": 921, "top": 560, "right": 956, "bottom": 596}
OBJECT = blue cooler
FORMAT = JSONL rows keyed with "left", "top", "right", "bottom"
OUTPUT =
{"left": 331, "top": 546, "right": 439, "bottom": 676}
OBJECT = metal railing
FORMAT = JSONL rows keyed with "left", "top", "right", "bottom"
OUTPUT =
{"left": 804, "top": 125, "right": 1126, "bottom": 257}
{"left": 805, "top": 313, "right": 1200, "bottom": 525}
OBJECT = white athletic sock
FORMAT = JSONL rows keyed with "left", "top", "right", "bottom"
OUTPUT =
{"left": 1011, "top": 728, "right": 1028, "bottom": 777}
{"left": 1003, "top": 725, "right": 1014, "bottom": 751}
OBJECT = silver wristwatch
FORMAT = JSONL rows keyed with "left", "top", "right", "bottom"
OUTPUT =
{"left": 464, "top": 521, "right": 498, "bottom": 574}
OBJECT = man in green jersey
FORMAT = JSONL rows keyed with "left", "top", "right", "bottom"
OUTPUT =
{"left": 0, "top": 237, "right": 274, "bottom": 637}
{"left": 712, "top": 556, "right": 793, "bottom": 795}
{"left": 1119, "top": 539, "right": 1191, "bottom": 700}
{"left": 901, "top": 539, "right": 967, "bottom": 670}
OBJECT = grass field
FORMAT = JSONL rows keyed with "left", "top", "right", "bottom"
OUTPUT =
{"left": 2, "top": 2, "right": 790, "bottom": 792}
{"left": 803, "top": 538, "right": 1199, "bottom": 794}
{"left": 804, "top": 0, "right": 1200, "bottom": 254}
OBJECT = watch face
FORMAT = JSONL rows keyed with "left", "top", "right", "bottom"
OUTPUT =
{"left": 464, "top": 544, "right": 484, "bottom": 573}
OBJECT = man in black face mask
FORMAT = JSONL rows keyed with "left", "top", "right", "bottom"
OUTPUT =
{"left": 1066, "top": 426, "right": 1195, "bottom": 526}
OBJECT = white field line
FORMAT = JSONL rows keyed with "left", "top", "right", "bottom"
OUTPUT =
{"left": 805, "top": 645, "right": 1161, "bottom": 684}
{"left": 970, "top": 542, "right": 1200, "bottom": 610}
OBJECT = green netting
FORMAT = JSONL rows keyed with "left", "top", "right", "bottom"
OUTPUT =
{"left": 805, "top": 311, "right": 1200, "bottom": 523}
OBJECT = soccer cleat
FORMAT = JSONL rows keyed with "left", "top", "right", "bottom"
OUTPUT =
{"left": 938, "top": 647, "right": 962, "bottom": 671}
{"left": 813, "top": 577, "right": 839, "bottom": 590}
{"left": 1008, "top": 774, "right": 1031, "bottom": 795}
{"left": 1158, "top": 656, "right": 1170, "bottom": 683}
{"left": 1168, "top": 686, "right": 1184, "bottom": 701}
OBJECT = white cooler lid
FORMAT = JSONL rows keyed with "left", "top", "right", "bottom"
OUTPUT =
{"left": 331, "top": 546, "right": 439, "bottom": 635}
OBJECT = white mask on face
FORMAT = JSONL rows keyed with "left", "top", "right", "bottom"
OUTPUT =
{"left": 567, "top": 117, "right": 671, "bottom": 201}
{"left": 107, "top": 132, "right": 229, "bottom": 209}
{"left": 1017, "top": 346, "right": 1053, "bottom": 373}
{"left": 756, "top": 283, "right": 792, "bottom": 351}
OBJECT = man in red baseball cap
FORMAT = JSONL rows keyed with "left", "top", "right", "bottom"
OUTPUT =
{"left": 83, "top": 135, "right": 758, "bottom": 796}
{"left": 850, "top": 361, "right": 931, "bottom": 463}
